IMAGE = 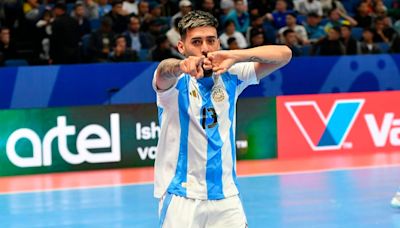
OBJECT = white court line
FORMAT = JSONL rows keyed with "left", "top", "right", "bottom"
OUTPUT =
{"left": 1, "top": 163, "right": 400, "bottom": 196}
{"left": 238, "top": 163, "right": 400, "bottom": 178}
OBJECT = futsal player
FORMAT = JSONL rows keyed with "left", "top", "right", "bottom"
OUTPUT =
{"left": 152, "top": 10, "right": 292, "bottom": 227}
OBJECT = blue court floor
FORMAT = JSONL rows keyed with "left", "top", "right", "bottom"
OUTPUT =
{"left": 1, "top": 165, "right": 400, "bottom": 227}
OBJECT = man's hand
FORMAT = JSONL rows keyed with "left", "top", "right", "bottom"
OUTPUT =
{"left": 179, "top": 56, "right": 213, "bottom": 79}
{"left": 207, "top": 50, "right": 237, "bottom": 75}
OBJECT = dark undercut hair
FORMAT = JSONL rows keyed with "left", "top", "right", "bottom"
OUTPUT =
{"left": 178, "top": 10, "right": 219, "bottom": 39}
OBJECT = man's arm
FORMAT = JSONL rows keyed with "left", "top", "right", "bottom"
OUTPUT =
{"left": 209, "top": 45, "right": 292, "bottom": 80}
{"left": 155, "top": 56, "right": 212, "bottom": 91}
{"left": 154, "top": 58, "right": 182, "bottom": 91}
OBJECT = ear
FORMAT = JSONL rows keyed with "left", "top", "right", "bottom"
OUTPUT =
{"left": 177, "top": 40, "right": 185, "bottom": 55}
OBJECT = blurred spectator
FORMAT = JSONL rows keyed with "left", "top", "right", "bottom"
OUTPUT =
{"left": 123, "top": 15, "right": 154, "bottom": 53}
{"left": 278, "top": 13, "right": 309, "bottom": 45}
{"left": 248, "top": 0, "right": 275, "bottom": 16}
{"left": 108, "top": 34, "right": 137, "bottom": 62}
{"left": 137, "top": 0, "right": 152, "bottom": 31}
{"left": 159, "top": 0, "right": 178, "bottom": 17}
{"left": 340, "top": 25, "right": 359, "bottom": 55}
{"left": 122, "top": 0, "right": 138, "bottom": 16}
{"left": 200, "top": 0, "right": 220, "bottom": 19}
{"left": 220, "top": 0, "right": 234, "bottom": 17}
{"left": 360, "top": 28, "right": 381, "bottom": 54}
{"left": 36, "top": 9, "right": 53, "bottom": 62}
{"left": 224, "top": 0, "right": 250, "bottom": 34}
{"left": 104, "top": 0, "right": 129, "bottom": 33}
{"left": 373, "top": 16, "right": 396, "bottom": 43}
{"left": 50, "top": 3, "right": 80, "bottom": 64}
{"left": 283, "top": 28, "right": 302, "bottom": 56}
{"left": 72, "top": 2, "right": 91, "bottom": 38}
{"left": 354, "top": 2, "right": 373, "bottom": 28}
{"left": 148, "top": 18, "right": 168, "bottom": 42}
{"left": 361, "top": 0, "right": 374, "bottom": 14}
{"left": 23, "top": 0, "right": 41, "bottom": 22}
{"left": 324, "top": 8, "right": 357, "bottom": 33}
{"left": 150, "top": 34, "right": 182, "bottom": 61}
{"left": 249, "top": 27, "right": 266, "bottom": 47}
{"left": 219, "top": 20, "right": 248, "bottom": 49}
{"left": 82, "top": 0, "right": 99, "bottom": 19}
{"left": 266, "top": 0, "right": 294, "bottom": 29}
{"left": 98, "top": 0, "right": 112, "bottom": 17}
{"left": 294, "top": 0, "right": 323, "bottom": 17}
{"left": 0, "top": 27, "right": 17, "bottom": 65}
{"left": 171, "top": 0, "right": 192, "bottom": 28}
{"left": 304, "top": 12, "right": 326, "bottom": 43}
{"left": 246, "top": 13, "right": 268, "bottom": 43}
{"left": 166, "top": 17, "right": 181, "bottom": 48}
{"left": 227, "top": 37, "right": 239, "bottom": 50}
{"left": 374, "top": 0, "right": 388, "bottom": 17}
{"left": 88, "top": 17, "right": 115, "bottom": 62}
{"left": 312, "top": 26, "right": 345, "bottom": 55}
{"left": 320, "top": 0, "right": 347, "bottom": 16}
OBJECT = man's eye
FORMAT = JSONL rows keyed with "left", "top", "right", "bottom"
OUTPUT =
{"left": 207, "top": 39, "right": 216, "bottom": 44}
{"left": 193, "top": 40, "right": 201, "bottom": 45}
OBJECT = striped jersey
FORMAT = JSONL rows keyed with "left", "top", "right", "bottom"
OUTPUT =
{"left": 153, "top": 62, "right": 259, "bottom": 200}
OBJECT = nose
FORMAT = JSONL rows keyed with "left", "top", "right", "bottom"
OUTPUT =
{"left": 201, "top": 42, "right": 209, "bottom": 54}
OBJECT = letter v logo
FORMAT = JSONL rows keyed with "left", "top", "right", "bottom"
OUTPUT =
{"left": 285, "top": 99, "right": 365, "bottom": 151}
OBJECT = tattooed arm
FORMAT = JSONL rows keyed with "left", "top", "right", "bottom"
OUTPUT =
{"left": 155, "top": 56, "right": 213, "bottom": 91}
{"left": 208, "top": 45, "right": 292, "bottom": 80}
{"left": 155, "top": 59, "right": 183, "bottom": 91}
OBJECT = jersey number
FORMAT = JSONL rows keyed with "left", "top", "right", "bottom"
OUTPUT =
{"left": 201, "top": 107, "right": 218, "bottom": 129}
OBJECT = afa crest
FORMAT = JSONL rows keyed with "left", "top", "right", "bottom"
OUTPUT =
{"left": 212, "top": 86, "right": 225, "bottom": 102}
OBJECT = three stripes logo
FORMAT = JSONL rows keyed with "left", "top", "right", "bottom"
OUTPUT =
{"left": 285, "top": 99, "right": 365, "bottom": 151}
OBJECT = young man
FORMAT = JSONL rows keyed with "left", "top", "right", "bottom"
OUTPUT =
{"left": 153, "top": 10, "right": 292, "bottom": 227}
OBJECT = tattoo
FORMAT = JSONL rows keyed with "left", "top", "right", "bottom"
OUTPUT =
{"left": 158, "top": 59, "right": 182, "bottom": 80}
{"left": 249, "top": 56, "right": 276, "bottom": 64}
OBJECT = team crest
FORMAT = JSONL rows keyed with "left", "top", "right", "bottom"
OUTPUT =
{"left": 212, "top": 86, "right": 225, "bottom": 102}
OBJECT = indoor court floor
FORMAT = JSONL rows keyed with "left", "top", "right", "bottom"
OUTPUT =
{"left": 1, "top": 153, "right": 400, "bottom": 228}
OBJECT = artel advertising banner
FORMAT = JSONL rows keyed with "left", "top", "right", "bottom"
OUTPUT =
{"left": 0, "top": 98, "right": 276, "bottom": 176}
{"left": 277, "top": 91, "right": 400, "bottom": 158}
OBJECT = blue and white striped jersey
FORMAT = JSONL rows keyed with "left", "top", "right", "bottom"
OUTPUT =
{"left": 153, "top": 62, "right": 258, "bottom": 200}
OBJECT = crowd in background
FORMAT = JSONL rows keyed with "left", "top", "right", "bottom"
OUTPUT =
{"left": 0, "top": 0, "right": 400, "bottom": 66}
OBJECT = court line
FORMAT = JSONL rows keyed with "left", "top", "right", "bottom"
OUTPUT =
{"left": 1, "top": 162, "right": 399, "bottom": 196}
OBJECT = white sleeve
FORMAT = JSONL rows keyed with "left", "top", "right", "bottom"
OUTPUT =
{"left": 228, "top": 62, "right": 258, "bottom": 96}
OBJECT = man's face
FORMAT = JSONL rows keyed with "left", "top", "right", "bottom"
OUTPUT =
{"left": 129, "top": 17, "right": 140, "bottom": 32}
{"left": 375, "top": 20, "right": 384, "bottom": 30}
{"left": 286, "top": 15, "right": 296, "bottom": 26}
{"left": 235, "top": 1, "right": 246, "bottom": 13}
{"left": 329, "top": 9, "right": 340, "bottom": 21}
{"left": 251, "top": 34, "right": 264, "bottom": 46}
{"left": 285, "top": 32, "right": 297, "bottom": 45}
{"left": 116, "top": 37, "right": 127, "bottom": 49}
{"left": 276, "top": 0, "right": 286, "bottom": 12}
{"left": 0, "top": 29, "right": 10, "bottom": 44}
{"left": 340, "top": 26, "right": 350, "bottom": 38}
{"left": 328, "top": 29, "right": 340, "bottom": 40}
{"left": 202, "top": 0, "right": 214, "bottom": 11}
{"left": 75, "top": 5, "right": 85, "bottom": 17}
{"left": 139, "top": 2, "right": 149, "bottom": 14}
{"left": 112, "top": 3, "right": 123, "bottom": 14}
{"left": 307, "top": 16, "right": 319, "bottom": 26}
{"left": 177, "top": 26, "right": 220, "bottom": 57}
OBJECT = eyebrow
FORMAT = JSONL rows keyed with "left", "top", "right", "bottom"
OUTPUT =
{"left": 191, "top": 36, "right": 217, "bottom": 41}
